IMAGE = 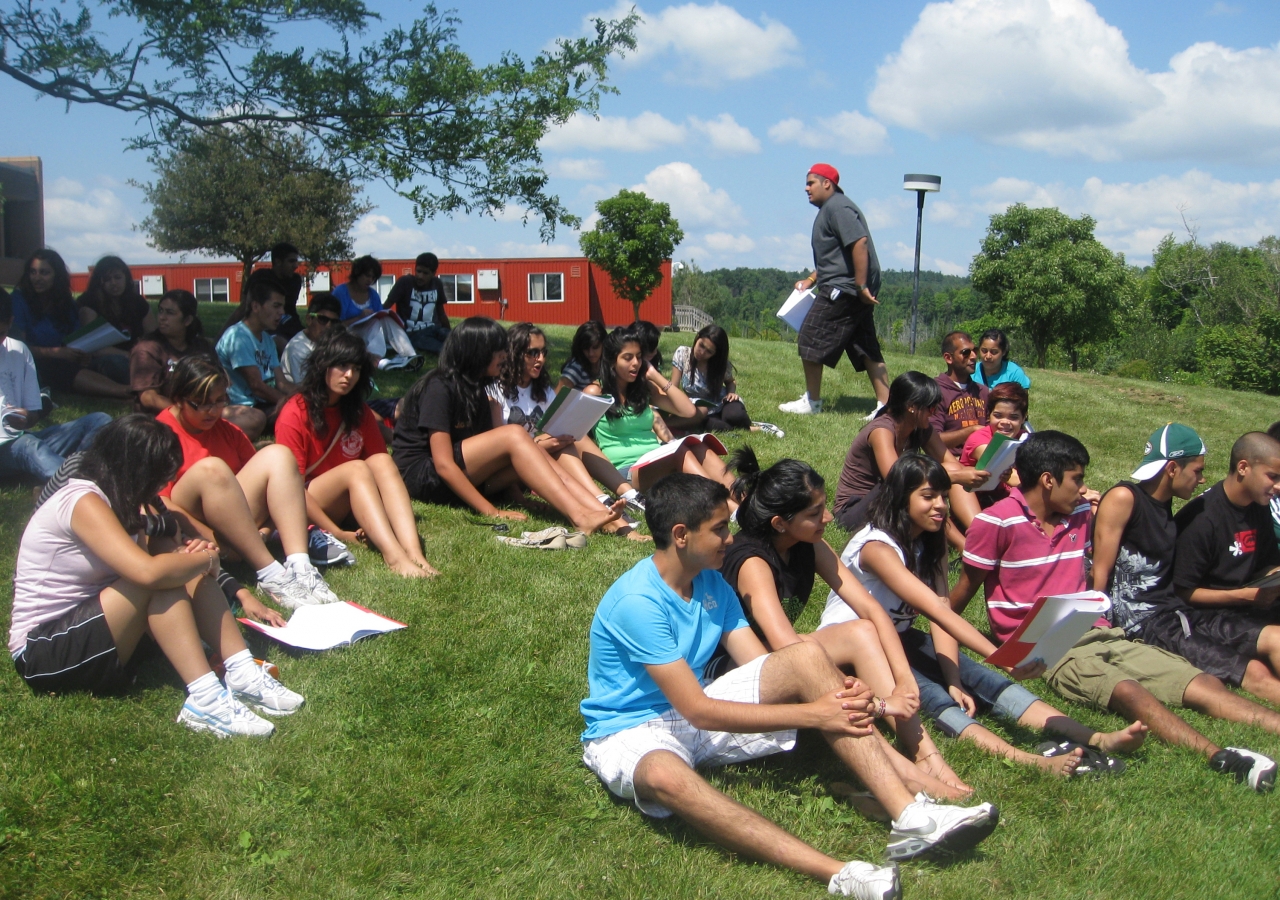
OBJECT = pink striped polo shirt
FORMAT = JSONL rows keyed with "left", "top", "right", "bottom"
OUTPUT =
{"left": 962, "top": 487, "right": 1094, "bottom": 644}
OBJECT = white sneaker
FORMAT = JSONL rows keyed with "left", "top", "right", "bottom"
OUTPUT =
{"left": 862, "top": 404, "right": 885, "bottom": 421}
{"left": 177, "top": 689, "right": 275, "bottom": 737}
{"left": 258, "top": 567, "right": 322, "bottom": 610}
{"left": 289, "top": 561, "right": 341, "bottom": 604}
{"left": 779, "top": 393, "right": 822, "bottom": 414}
{"left": 229, "top": 661, "right": 305, "bottom": 716}
{"left": 886, "top": 797, "right": 998, "bottom": 861}
{"left": 752, "top": 421, "right": 786, "bottom": 438}
{"left": 1211, "top": 747, "right": 1277, "bottom": 792}
{"left": 829, "top": 860, "right": 900, "bottom": 899}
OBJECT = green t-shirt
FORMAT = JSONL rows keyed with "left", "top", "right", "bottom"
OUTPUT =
{"left": 592, "top": 406, "right": 659, "bottom": 470}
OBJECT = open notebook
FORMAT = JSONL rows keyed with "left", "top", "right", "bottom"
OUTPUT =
{"left": 239, "top": 601, "right": 406, "bottom": 651}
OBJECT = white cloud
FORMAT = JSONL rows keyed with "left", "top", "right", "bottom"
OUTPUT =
{"left": 688, "top": 114, "right": 761, "bottom": 154}
{"left": 768, "top": 111, "right": 890, "bottom": 155}
{"left": 494, "top": 241, "right": 578, "bottom": 258}
{"left": 868, "top": 0, "right": 1280, "bottom": 163}
{"left": 888, "top": 242, "right": 968, "bottom": 277}
{"left": 44, "top": 179, "right": 168, "bottom": 270}
{"left": 758, "top": 233, "right": 812, "bottom": 270}
{"left": 702, "top": 232, "right": 756, "bottom": 253}
{"left": 590, "top": 1, "right": 800, "bottom": 85}
{"left": 631, "top": 162, "right": 744, "bottom": 227}
{"left": 352, "top": 214, "right": 480, "bottom": 260}
{"left": 546, "top": 158, "right": 608, "bottom": 180}
{"left": 541, "top": 111, "right": 686, "bottom": 153}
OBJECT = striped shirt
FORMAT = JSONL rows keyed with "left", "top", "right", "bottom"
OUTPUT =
{"left": 962, "top": 487, "right": 1093, "bottom": 644}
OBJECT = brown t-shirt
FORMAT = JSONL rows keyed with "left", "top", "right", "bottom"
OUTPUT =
{"left": 129, "top": 336, "right": 217, "bottom": 412}
{"left": 835, "top": 416, "right": 932, "bottom": 511}
{"left": 929, "top": 374, "right": 989, "bottom": 457}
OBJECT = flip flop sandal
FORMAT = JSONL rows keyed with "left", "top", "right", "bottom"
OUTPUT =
{"left": 497, "top": 532, "right": 569, "bottom": 550}
{"left": 519, "top": 526, "right": 588, "bottom": 549}
{"left": 1036, "top": 740, "right": 1126, "bottom": 776}
{"left": 468, "top": 518, "right": 511, "bottom": 533}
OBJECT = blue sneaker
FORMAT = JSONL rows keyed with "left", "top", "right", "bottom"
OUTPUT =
{"left": 308, "top": 525, "right": 355, "bottom": 567}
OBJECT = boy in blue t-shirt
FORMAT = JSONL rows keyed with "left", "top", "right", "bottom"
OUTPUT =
{"left": 216, "top": 277, "right": 297, "bottom": 412}
{"left": 580, "top": 475, "right": 997, "bottom": 896}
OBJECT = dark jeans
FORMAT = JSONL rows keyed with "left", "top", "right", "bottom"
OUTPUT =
{"left": 0, "top": 412, "right": 112, "bottom": 481}
{"left": 407, "top": 324, "right": 451, "bottom": 355}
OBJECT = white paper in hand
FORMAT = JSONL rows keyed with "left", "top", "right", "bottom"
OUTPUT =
{"left": 776, "top": 288, "right": 816, "bottom": 332}
{"left": 239, "top": 601, "right": 406, "bottom": 651}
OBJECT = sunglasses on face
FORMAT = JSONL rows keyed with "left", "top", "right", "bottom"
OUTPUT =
{"left": 313, "top": 314, "right": 341, "bottom": 326}
{"left": 524, "top": 347, "right": 548, "bottom": 359}
{"left": 186, "top": 398, "right": 228, "bottom": 413}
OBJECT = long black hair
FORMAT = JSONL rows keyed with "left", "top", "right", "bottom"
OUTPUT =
{"left": 565, "top": 320, "right": 606, "bottom": 374}
{"left": 499, "top": 321, "right": 551, "bottom": 403}
{"left": 882, "top": 370, "right": 943, "bottom": 421}
{"left": 16, "top": 248, "right": 76, "bottom": 333}
{"left": 729, "top": 446, "right": 826, "bottom": 541}
{"left": 403, "top": 316, "right": 507, "bottom": 432}
{"left": 78, "top": 414, "right": 183, "bottom": 533}
{"left": 692, "top": 324, "right": 732, "bottom": 394}
{"left": 143, "top": 288, "right": 206, "bottom": 346}
{"left": 599, "top": 327, "right": 651, "bottom": 418}
{"left": 301, "top": 327, "right": 372, "bottom": 435}
{"left": 866, "top": 455, "right": 952, "bottom": 586}
{"left": 81, "top": 256, "right": 144, "bottom": 330}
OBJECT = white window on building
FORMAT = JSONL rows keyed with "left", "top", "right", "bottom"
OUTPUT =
{"left": 528, "top": 272, "right": 564, "bottom": 303}
{"left": 194, "top": 278, "right": 230, "bottom": 303}
{"left": 441, "top": 273, "right": 474, "bottom": 304}
{"left": 377, "top": 274, "right": 396, "bottom": 298}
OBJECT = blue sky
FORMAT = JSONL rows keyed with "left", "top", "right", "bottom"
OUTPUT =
{"left": 2, "top": 0, "right": 1278, "bottom": 274}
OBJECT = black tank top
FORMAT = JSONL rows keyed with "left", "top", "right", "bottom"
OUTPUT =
{"left": 1105, "top": 481, "right": 1183, "bottom": 636}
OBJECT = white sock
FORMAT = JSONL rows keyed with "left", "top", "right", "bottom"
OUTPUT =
{"left": 186, "top": 671, "right": 225, "bottom": 709}
{"left": 222, "top": 649, "right": 258, "bottom": 690}
{"left": 256, "top": 560, "right": 286, "bottom": 582}
{"left": 286, "top": 553, "right": 311, "bottom": 570}
{"left": 621, "top": 489, "right": 640, "bottom": 502}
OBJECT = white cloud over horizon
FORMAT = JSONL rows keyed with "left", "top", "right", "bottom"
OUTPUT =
{"left": 631, "top": 161, "right": 745, "bottom": 227}
{"left": 768, "top": 111, "right": 891, "bottom": 156}
{"left": 688, "top": 114, "right": 762, "bottom": 154}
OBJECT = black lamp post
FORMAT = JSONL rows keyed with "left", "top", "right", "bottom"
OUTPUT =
{"left": 903, "top": 173, "right": 941, "bottom": 354}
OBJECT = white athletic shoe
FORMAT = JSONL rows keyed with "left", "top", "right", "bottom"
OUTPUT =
{"left": 177, "top": 689, "right": 275, "bottom": 737}
{"left": 828, "top": 860, "right": 900, "bottom": 899}
{"left": 752, "top": 421, "right": 786, "bottom": 438}
{"left": 862, "top": 404, "right": 885, "bottom": 421}
{"left": 258, "top": 567, "right": 322, "bottom": 610}
{"left": 886, "top": 796, "right": 998, "bottom": 861}
{"left": 1211, "top": 747, "right": 1277, "bottom": 792}
{"left": 778, "top": 393, "right": 822, "bottom": 414}
{"left": 289, "top": 561, "right": 342, "bottom": 604}
{"left": 229, "top": 661, "right": 305, "bottom": 716}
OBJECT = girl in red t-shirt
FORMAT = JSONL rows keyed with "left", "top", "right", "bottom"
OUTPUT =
{"left": 159, "top": 356, "right": 339, "bottom": 612}
{"left": 959, "top": 383, "right": 1029, "bottom": 507}
{"left": 275, "top": 330, "right": 437, "bottom": 578}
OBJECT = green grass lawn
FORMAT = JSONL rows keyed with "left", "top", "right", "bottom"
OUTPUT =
{"left": 2, "top": 314, "right": 1279, "bottom": 899}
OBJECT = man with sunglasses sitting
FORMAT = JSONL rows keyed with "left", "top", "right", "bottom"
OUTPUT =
{"left": 280, "top": 293, "right": 343, "bottom": 384}
{"left": 931, "top": 331, "right": 989, "bottom": 458}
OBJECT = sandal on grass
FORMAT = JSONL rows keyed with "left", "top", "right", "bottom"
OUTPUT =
{"left": 1036, "top": 740, "right": 1126, "bottom": 776}
{"left": 497, "top": 526, "right": 587, "bottom": 550}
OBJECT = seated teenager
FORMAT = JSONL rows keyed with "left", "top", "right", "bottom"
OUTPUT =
{"left": 721, "top": 447, "right": 970, "bottom": 795}
{"left": 951, "top": 430, "right": 1278, "bottom": 791}
{"left": 492, "top": 322, "right": 646, "bottom": 540}
{"left": 580, "top": 474, "right": 997, "bottom": 894}
{"left": 274, "top": 329, "right": 438, "bottom": 578}
{"left": 335, "top": 255, "right": 419, "bottom": 369}
{"left": 280, "top": 292, "right": 343, "bottom": 385}
{"left": 392, "top": 317, "right": 623, "bottom": 534}
{"left": 666, "top": 325, "right": 781, "bottom": 436}
{"left": 11, "top": 249, "right": 132, "bottom": 400}
{"left": 0, "top": 290, "right": 111, "bottom": 481}
{"left": 216, "top": 276, "right": 298, "bottom": 419}
{"left": 930, "top": 331, "right": 989, "bottom": 459}
{"left": 557, "top": 320, "right": 607, "bottom": 392}
{"left": 387, "top": 252, "right": 452, "bottom": 354}
{"left": 959, "top": 382, "right": 1029, "bottom": 506}
{"left": 972, "top": 329, "right": 1031, "bottom": 390}
{"left": 586, "top": 328, "right": 736, "bottom": 496}
{"left": 834, "top": 371, "right": 986, "bottom": 537}
{"left": 10, "top": 415, "right": 301, "bottom": 735}
{"left": 833, "top": 455, "right": 1144, "bottom": 776}
{"left": 1156, "top": 432, "right": 1280, "bottom": 705}
{"left": 77, "top": 255, "right": 156, "bottom": 351}
{"left": 131, "top": 289, "right": 265, "bottom": 438}
{"left": 158, "top": 356, "right": 341, "bottom": 610}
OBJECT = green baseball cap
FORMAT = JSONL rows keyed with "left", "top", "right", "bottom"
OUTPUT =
{"left": 1132, "top": 423, "right": 1207, "bottom": 481}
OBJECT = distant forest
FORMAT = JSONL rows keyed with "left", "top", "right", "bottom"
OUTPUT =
{"left": 670, "top": 262, "right": 985, "bottom": 348}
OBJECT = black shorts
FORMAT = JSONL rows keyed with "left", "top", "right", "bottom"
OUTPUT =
{"left": 33, "top": 355, "right": 81, "bottom": 391}
{"left": 796, "top": 286, "right": 883, "bottom": 371}
{"left": 399, "top": 440, "right": 468, "bottom": 506}
{"left": 14, "top": 597, "right": 128, "bottom": 694}
{"left": 1139, "top": 607, "right": 1269, "bottom": 686}
{"left": 834, "top": 484, "right": 882, "bottom": 533}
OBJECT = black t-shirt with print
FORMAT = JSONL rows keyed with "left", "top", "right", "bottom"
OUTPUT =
{"left": 1104, "top": 481, "right": 1184, "bottom": 635}
{"left": 1173, "top": 480, "right": 1280, "bottom": 592}
{"left": 392, "top": 374, "right": 491, "bottom": 472}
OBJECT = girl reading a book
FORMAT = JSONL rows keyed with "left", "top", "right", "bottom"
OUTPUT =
{"left": 274, "top": 329, "right": 439, "bottom": 578}
{"left": 720, "top": 446, "right": 971, "bottom": 796}
{"left": 77, "top": 255, "right": 156, "bottom": 349}
{"left": 585, "top": 327, "right": 736, "bottom": 496}
{"left": 10, "top": 414, "right": 301, "bottom": 736}
{"left": 335, "top": 255, "right": 418, "bottom": 368}
{"left": 664, "top": 325, "right": 781, "bottom": 436}
{"left": 556, "top": 320, "right": 606, "bottom": 392}
{"left": 392, "top": 317, "right": 624, "bottom": 534}
{"left": 827, "top": 453, "right": 1145, "bottom": 775}
{"left": 158, "top": 356, "right": 342, "bottom": 611}
{"left": 959, "top": 382, "right": 1029, "bottom": 505}
{"left": 492, "top": 322, "right": 646, "bottom": 539}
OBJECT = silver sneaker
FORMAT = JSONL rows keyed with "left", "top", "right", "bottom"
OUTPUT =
{"left": 829, "top": 861, "right": 900, "bottom": 899}
{"left": 258, "top": 567, "right": 322, "bottom": 610}
{"left": 289, "top": 562, "right": 341, "bottom": 604}
{"left": 886, "top": 796, "right": 998, "bottom": 861}
{"left": 177, "top": 689, "right": 275, "bottom": 737}
{"left": 229, "top": 661, "right": 305, "bottom": 716}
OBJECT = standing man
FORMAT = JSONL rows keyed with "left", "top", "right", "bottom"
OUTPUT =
{"left": 780, "top": 164, "right": 889, "bottom": 418}
{"left": 387, "top": 252, "right": 452, "bottom": 354}
{"left": 270, "top": 242, "right": 305, "bottom": 344}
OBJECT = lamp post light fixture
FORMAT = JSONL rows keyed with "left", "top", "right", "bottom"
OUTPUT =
{"left": 903, "top": 173, "right": 941, "bottom": 355}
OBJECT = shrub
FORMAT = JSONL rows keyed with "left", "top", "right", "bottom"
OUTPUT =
{"left": 1113, "top": 359, "right": 1154, "bottom": 380}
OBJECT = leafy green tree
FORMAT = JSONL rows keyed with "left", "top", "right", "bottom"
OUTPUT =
{"left": 971, "top": 204, "right": 1129, "bottom": 370}
{"left": 1, "top": 3, "right": 636, "bottom": 238}
{"left": 672, "top": 260, "right": 732, "bottom": 322}
{"left": 579, "top": 190, "right": 684, "bottom": 323}
{"left": 138, "top": 126, "right": 370, "bottom": 286}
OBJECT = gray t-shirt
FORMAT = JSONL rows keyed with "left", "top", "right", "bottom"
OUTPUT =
{"left": 811, "top": 193, "right": 880, "bottom": 295}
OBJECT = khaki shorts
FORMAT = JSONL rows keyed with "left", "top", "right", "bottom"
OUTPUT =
{"left": 1046, "top": 627, "right": 1203, "bottom": 710}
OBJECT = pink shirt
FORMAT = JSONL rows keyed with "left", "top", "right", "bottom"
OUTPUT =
{"left": 959, "top": 424, "right": 996, "bottom": 468}
{"left": 962, "top": 487, "right": 1094, "bottom": 644}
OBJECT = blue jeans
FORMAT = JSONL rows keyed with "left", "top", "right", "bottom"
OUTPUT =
{"left": 0, "top": 412, "right": 112, "bottom": 480}
{"left": 900, "top": 628, "right": 1039, "bottom": 738}
{"left": 407, "top": 324, "right": 450, "bottom": 354}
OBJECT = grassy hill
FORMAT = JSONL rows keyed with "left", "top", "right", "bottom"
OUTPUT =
{"left": 1, "top": 319, "right": 1278, "bottom": 899}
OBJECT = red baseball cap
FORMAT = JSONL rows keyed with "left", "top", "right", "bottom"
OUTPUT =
{"left": 808, "top": 163, "right": 840, "bottom": 185}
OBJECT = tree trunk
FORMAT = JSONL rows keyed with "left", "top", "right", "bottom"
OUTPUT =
{"left": 1036, "top": 342, "right": 1047, "bottom": 369}
{"left": 632, "top": 300, "right": 643, "bottom": 324}
{"left": 1069, "top": 348, "right": 1079, "bottom": 372}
